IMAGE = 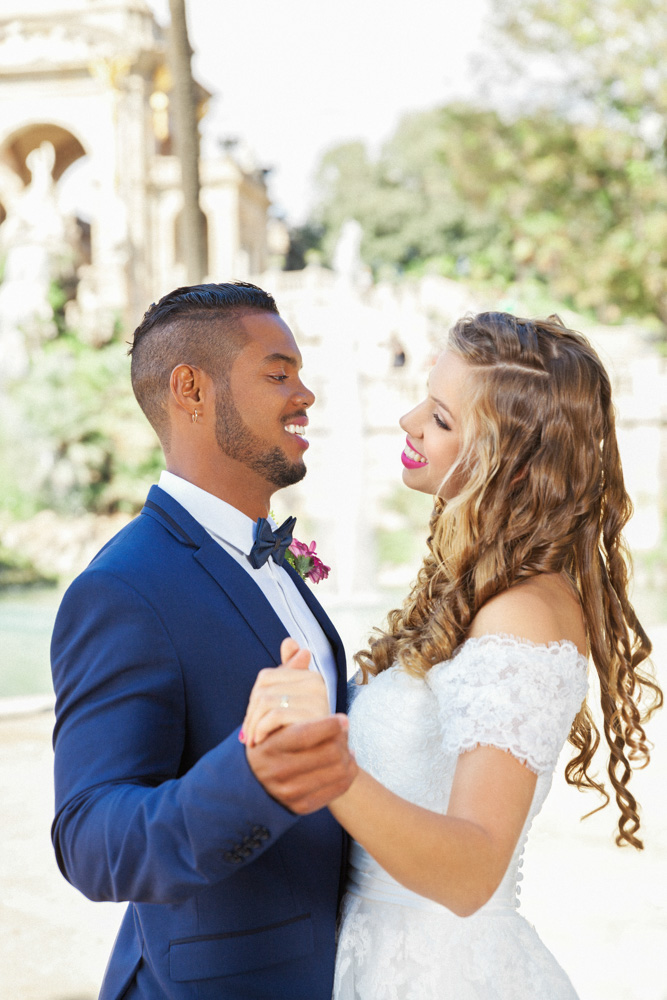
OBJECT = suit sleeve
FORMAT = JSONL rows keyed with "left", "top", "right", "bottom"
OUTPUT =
{"left": 51, "top": 569, "right": 300, "bottom": 904}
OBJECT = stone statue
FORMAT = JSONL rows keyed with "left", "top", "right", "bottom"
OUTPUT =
{"left": 0, "top": 141, "right": 66, "bottom": 378}
{"left": 332, "top": 219, "right": 363, "bottom": 283}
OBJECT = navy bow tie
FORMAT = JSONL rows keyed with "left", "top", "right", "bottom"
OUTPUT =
{"left": 248, "top": 516, "right": 296, "bottom": 569}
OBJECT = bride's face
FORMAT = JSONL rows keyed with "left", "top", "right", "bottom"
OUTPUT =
{"left": 399, "top": 350, "right": 469, "bottom": 498}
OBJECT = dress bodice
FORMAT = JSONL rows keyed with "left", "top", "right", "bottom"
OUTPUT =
{"left": 346, "top": 634, "right": 589, "bottom": 913}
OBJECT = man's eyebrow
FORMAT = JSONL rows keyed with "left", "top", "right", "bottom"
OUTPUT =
{"left": 262, "top": 352, "right": 301, "bottom": 367}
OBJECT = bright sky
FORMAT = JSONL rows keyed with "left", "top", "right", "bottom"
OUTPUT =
{"left": 148, "top": 0, "right": 492, "bottom": 223}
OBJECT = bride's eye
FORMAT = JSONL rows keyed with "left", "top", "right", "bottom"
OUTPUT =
{"left": 434, "top": 413, "right": 450, "bottom": 431}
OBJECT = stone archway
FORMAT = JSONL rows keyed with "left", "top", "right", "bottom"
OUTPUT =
{"left": 0, "top": 121, "right": 90, "bottom": 270}
{"left": 0, "top": 0, "right": 268, "bottom": 337}
{"left": 1, "top": 122, "right": 86, "bottom": 185}
{"left": 0, "top": 124, "right": 91, "bottom": 345}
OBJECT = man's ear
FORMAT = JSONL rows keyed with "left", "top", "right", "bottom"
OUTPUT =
{"left": 170, "top": 364, "right": 209, "bottom": 421}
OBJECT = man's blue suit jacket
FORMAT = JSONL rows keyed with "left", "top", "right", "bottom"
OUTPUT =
{"left": 51, "top": 487, "right": 348, "bottom": 1000}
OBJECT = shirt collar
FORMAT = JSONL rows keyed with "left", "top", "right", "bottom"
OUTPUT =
{"left": 158, "top": 470, "right": 259, "bottom": 556}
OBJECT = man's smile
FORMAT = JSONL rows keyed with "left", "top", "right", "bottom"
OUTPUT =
{"left": 284, "top": 415, "right": 309, "bottom": 448}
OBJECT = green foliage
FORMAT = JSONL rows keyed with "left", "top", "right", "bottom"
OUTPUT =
{"left": 1, "top": 330, "right": 163, "bottom": 518}
{"left": 0, "top": 545, "right": 57, "bottom": 590}
{"left": 284, "top": 221, "right": 325, "bottom": 270}
{"left": 48, "top": 280, "right": 69, "bottom": 336}
{"left": 489, "top": 0, "right": 667, "bottom": 128}
{"left": 310, "top": 99, "right": 667, "bottom": 326}
{"left": 485, "top": 0, "right": 667, "bottom": 324}
{"left": 376, "top": 526, "right": 420, "bottom": 568}
{"left": 306, "top": 0, "right": 667, "bottom": 329}
{"left": 377, "top": 486, "right": 434, "bottom": 568}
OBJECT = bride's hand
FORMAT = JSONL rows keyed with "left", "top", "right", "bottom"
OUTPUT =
{"left": 241, "top": 638, "right": 330, "bottom": 747}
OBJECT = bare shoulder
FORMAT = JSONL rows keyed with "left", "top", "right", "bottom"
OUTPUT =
{"left": 468, "top": 574, "right": 587, "bottom": 656}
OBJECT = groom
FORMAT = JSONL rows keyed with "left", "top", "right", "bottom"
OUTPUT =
{"left": 51, "top": 282, "right": 357, "bottom": 999}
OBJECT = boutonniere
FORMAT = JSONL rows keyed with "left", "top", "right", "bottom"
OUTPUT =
{"left": 285, "top": 538, "right": 331, "bottom": 584}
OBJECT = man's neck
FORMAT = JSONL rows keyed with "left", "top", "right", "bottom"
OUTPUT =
{"left": 164, "top": 460, "right": 272, "bottom": 521}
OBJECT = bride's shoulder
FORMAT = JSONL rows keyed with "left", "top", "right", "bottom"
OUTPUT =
{"left": 467, "top": 574, "right": 587, "bottom": 658}
{"left": 427, "top": 577, "right": 589, "bottom": 717}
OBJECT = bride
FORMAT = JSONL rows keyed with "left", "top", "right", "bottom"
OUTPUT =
{"left": 242, "top": 311, "right": 662, "bottom": 998}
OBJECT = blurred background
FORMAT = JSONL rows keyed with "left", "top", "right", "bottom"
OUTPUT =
{"left": 0, "top": 1, "right": 665, "bottom": 997}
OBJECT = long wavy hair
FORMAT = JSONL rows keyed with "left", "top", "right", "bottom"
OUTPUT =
{"left": 357, "top": 312, "right": 662, "bottom": 849}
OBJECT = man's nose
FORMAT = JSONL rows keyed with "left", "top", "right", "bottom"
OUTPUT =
{"left": 294, "top": 380, "right": 315, "bottom": 408}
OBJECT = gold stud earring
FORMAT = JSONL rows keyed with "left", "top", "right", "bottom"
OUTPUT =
{"left": 192, "top": 409, "right": 198, "bottom": 424}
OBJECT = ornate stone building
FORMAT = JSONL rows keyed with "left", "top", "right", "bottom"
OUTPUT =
{"left": 0, "top": 0, "right": 269, "bottom": 352}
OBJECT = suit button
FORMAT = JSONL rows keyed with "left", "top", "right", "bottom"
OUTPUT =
{"left": 251, "top": 825, "right": 270, "bottom": 841}
{"left": 223, "top": 850, "right": 243, "bottom": 865}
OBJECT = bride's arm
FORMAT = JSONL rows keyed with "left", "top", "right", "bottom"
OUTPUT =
{"left": 241, "top": 642, "right": 536, "bottom": 917}
{"left": 242, "top": 651, "right": 535, "bottom": 916}
{"left": 331, "top": 581, "right": 584, "bottom": 917}
{"left": 243, "top": 588, "right": 575, "bottom": 916}
{"left": 329, "top": 744, "right": 536, "bottom": 917}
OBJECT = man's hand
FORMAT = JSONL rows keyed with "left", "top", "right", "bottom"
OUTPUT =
{"left": 246, "top": 715, "right": 358, "bottom": 814}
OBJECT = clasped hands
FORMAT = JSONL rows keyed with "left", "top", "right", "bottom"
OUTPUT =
{"left": 243, "top": 638, "right": 357, "bottom": 814}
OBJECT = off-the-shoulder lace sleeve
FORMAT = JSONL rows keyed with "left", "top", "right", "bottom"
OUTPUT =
{"left": 426, "top": 634, "right": 588, "bottom": 774}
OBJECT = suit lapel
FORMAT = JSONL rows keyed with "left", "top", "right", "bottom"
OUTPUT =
{"left": 193, "top": 539, "right": 290, "bottom": 661}
{"left": 283, "top": 564, "right": 348, "bottom": 712}
{"left": 142, "top": 487, "right": 289, "bottom": 661}
{"left": 141, "top": 487, "right": 348, "bottom": 707}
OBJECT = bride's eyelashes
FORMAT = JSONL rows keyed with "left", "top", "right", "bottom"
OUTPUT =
{"left": 434, "top": 413, "right": 451, "bottom": 431}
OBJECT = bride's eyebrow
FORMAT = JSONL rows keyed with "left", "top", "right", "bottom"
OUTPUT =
{"left": 429, "top": 390, "right": 455, "bottom": 420}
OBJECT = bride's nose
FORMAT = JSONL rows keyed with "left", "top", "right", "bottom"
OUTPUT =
{"left": 399, "top": 401, "right": 425, "bottom": 436}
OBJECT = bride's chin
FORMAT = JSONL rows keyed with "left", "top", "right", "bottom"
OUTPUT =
{"left": 401, "top": 469, "right": 430, "bottom": 494}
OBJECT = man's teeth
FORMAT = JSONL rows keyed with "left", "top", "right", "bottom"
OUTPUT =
{"left": 405, "top": 445, "right": 427, "bottom": 463}
{"left": 285, "top": 424, "right": 306, "bottom": 436}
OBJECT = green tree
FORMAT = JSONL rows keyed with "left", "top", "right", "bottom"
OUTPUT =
{"left": 311, "top": 99, "right": 667, "bottom": 326}
{"left": 487, "top": 0, "right": 667, "bottom": 131}
{"left": 485, "top": 0, "right": 667, "bottom": 324}
{"left": 1, "top": 335, "right": 163, "bottom": 519}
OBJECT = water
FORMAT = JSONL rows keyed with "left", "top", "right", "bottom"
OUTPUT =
{"left": 0, "top": 584, "right": 406, "bottom": 700}
{"left": 0, "top": 587, "right": 65, "bottom": 698}
{"left": 1, "top": 580, "right": 664, "bottom": 701}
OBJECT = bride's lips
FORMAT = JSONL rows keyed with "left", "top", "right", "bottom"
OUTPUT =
{"left": 401, "top": 437, "right": 428, "bottom": 469}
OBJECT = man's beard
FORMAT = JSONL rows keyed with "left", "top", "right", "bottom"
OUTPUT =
{"left": 215, "top": 391, "right": 307, "bottom": 489}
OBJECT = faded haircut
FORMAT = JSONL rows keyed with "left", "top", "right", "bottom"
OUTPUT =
{"left": 128, "top": 282, "right": 279, "bottom": 445}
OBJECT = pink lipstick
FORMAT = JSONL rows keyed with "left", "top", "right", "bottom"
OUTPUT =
{"left": 401, "top": 437, "right": 428, "bottom": 469}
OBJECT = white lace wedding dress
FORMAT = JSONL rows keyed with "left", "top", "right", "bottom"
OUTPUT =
{"left": 333, "top": 634, "right": 589, "bottom": 1000}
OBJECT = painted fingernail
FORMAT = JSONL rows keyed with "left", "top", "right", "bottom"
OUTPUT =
{"left": 239, "top": 730, "right": 245, "bottom": 743}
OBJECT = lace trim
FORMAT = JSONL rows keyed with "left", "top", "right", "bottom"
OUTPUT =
{"left": 455, "top": 740, "right": 541, "bottom": 775}
{"left": 451, "top": 632, "right": 588, "bottom": 666}
{"left": 428, "top": 632, "right": 589, "bottom": 775}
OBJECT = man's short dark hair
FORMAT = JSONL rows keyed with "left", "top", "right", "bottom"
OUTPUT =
{"left": 129, "top": 281, "right": 279, "bottom": 445}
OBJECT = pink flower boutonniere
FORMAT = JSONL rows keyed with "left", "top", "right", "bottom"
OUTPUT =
{"left": 285, "top": 538, "right": 331, "bottom": 584}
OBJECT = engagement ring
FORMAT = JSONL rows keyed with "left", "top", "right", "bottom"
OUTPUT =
{"left": 279, "top": 694, "right": 290, "bottom": 709}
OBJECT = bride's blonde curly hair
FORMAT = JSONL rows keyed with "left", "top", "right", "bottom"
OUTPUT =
{"left": 357, "top": 311, "right": 662, "bottom": 849}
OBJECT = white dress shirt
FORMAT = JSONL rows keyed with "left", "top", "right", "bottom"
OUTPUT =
{"left": 158, "top": 471, "right": 338, "bottom": 710}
